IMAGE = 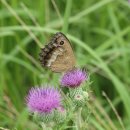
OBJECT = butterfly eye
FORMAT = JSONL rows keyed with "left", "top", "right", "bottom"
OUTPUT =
{"left": 60, "top": 40, "right": 64, "bottom": 45}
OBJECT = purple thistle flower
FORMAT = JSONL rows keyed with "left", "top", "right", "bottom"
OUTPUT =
{"left": 60, "top": 68, "right": 87, "bottom": 88}
{"left": 57, "top": 106, "right": 66, "bottom": 113}
{"left": 26, "top": 87, "right": 61, "bottom": 113}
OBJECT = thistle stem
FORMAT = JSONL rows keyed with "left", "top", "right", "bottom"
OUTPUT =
{"left": 75, "top": 107, "right": 82, "bottom": 130}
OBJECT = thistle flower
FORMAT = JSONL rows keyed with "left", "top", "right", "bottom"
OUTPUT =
{"left": 73, "top": 93, "right": 85, "bottom": 107}
{"left": 54, "top": 106, "right": 66, "bottom": 123}
{"left": 61, "top": 68, "right": 87, "bottom": 88}
{"left": 69, "top": 88, "right": 89, "bottom": 107}
{"left": 33, "top": 111, "right": 55, "bottom": 123}
{"left": 69, "top": 87, "right": 83, "bottom": 98}
{"left": 26, "top": 87, "right": 61, "bottom": 114}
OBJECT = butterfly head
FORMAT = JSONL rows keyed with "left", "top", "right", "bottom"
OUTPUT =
{"left": 51, "top": 32, "right": 70, "bottom": 47}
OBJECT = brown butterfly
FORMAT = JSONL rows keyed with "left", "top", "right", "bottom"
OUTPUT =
{"left": 39, "top": 32, "right": 76, "bottom": 73}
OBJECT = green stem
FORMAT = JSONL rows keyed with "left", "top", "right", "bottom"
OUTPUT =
{"left": 75, "top": 107, "right": 82, "bottom": 130}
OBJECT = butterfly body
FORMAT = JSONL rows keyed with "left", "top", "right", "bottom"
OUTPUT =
{"left": 39, "top": 32, "right": 75, "bottom": 73}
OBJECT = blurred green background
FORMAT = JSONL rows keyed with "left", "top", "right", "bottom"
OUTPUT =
{"left": 0, "top": 0, "right": 130, "bottom": 130}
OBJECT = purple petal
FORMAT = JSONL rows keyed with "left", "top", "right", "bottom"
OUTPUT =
{"left": 61, "top": 68, "right": 87, "bottom": 88}
{"left": 26, "top": 87, "right": 61, "bottom": 113}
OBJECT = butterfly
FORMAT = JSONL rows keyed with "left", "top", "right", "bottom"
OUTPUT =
{"left": 39, "top": 32, "right": 76, "bottom": 73}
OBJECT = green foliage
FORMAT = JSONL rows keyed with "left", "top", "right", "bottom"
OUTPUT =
{"left": 0, "top": 0, "right": 130, "bottom": 129}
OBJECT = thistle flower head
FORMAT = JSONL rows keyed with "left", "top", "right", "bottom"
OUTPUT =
{"left": 61, "top": 68, "right": 87, "bottom": 88}
{"left": 74, "top": 94, "right": 84, "bottom": 101}
{"left": 26, "top": 87, "right": 61, "bottom": 114}
{"left": 73, "top": 93, "right": 85, "bottom": 107}
{"left": 54, "top": 106, "right": 66, "bottom": 123}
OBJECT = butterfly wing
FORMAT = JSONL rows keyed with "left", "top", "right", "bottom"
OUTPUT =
{"left": 39, "top": 32, "right": 76, "bottom": 72}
